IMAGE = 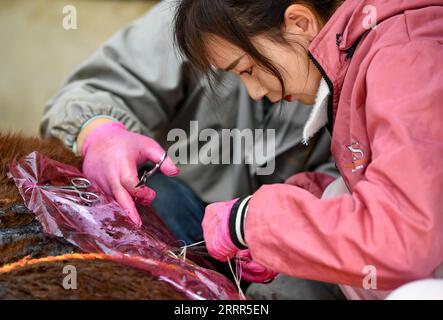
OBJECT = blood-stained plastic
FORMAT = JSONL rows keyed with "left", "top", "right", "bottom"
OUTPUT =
{"left": 8, "top": 151, "right": 241, "bottom": 300}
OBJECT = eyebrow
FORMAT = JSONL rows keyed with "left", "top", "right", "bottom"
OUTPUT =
{"left": 223, "top": 54, "right": 245, "bottom": 72}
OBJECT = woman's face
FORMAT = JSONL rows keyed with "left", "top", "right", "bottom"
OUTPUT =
{"left": 205, "top": 4, "right": 323, "bottom": 105}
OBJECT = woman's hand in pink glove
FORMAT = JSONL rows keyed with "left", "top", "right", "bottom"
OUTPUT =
{"left": 202, "top": 199, "right": 242, "bottom": 262}
{"left": 202, "top": 199, "right": 277, "bottom": 282}
{"left": 236, "top": 250, "right": 278, "bottom": 283}
{"left": 81, "top": 121, "right": 179, "bottom": 227}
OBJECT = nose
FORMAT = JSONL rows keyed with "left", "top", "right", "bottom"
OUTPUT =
{"left": 241, "top": 76, "right": 267, "bottom": 101}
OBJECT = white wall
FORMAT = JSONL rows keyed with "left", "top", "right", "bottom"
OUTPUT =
{"left": 0, "top": 0, "right": 157, "bottom": 135}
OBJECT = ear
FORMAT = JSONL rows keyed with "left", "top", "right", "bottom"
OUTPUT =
{"left": 282, "top": 4, "right": 320, "bottom": 41}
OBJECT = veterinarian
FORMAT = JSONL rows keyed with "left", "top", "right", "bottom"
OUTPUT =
{"left": 173, "top": 0, "right": 443, "bottom": 299}
{"left": 41, "top": 0, "right": 341, "bottom": 299}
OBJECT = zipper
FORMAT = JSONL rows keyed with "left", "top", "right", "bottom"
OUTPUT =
{"left": 307, "top": 51, "right": 335, "bottom": 135}
{"left": 307, "top": 34, "right": 364, "bottom": 136}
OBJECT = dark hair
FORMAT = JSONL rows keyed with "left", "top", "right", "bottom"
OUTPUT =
{"left": 174, "top": 0, "right": 340, "bottom": 98}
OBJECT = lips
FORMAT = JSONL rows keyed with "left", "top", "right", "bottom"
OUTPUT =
{"left": 284, "top": 95, "right": 293, "bottom": 102}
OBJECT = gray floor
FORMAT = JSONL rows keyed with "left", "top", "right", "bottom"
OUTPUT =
{"left": 0, "top": 0, "right": 157, "bottom": 136}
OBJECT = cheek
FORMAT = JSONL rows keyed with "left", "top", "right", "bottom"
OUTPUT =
{"left": 286, "top": 57, "right": 314, "bottom": 90}
{"left": 255, "top": 70, "right": 283, "bottom": 92}
{"left": 272, "top": 49, "right": 312, "bottom": 93}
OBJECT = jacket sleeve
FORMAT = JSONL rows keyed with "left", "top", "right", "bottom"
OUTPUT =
{"left": 285, "top": 171, "right": 336, "bottom": 198}
{"left": 285, "top": 128, "right": 338, "bottom": 198}
{"left": 40, "top": 0, "right": 199, "bottom": 151}
{"left": 245, "top": 41, "right": 443, "bottom": 290}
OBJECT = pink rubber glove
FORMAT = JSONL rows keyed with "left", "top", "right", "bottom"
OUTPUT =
{"left": 82, "top": 122, "right": 179, "bottom": 227}
{"left": 236, "top": 250, "right": 278, "bottom": 283}
{"left": 202, "top": 199, "right": 241, "bottom": 262}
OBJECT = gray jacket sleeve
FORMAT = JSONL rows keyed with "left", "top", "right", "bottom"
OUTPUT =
{"left": 40, "top": 0, "right": 196, "bottom": 151}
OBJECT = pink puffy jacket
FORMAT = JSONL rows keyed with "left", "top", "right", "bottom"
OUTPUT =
{"left": 245, "top": 0, "right": 443, "bottom": 298}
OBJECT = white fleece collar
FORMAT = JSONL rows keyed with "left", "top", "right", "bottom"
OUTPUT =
{"left": 302, "top": 78, "right": 330, "bottom": 145}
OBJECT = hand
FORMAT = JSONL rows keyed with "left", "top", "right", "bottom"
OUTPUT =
{"left": 202, "top": 199, "right": 241, "bottom": 262}
{"left": 236, "top": 250, "right": 278, "bottom": 283}
{"left": 81, "top": 121, "right": 179, "bottom": 226}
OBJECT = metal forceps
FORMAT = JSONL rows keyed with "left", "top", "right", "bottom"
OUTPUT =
{"left": 136, "top": 152, "right": 167, "bottom": 188}
{"left": 168, "top": 240, "right": 253, "bottom": 262}
{"left": 41, "top": 177, "right": 100, "bottom": 205}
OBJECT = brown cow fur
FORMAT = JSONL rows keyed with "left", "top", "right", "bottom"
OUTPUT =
{"left": 0, "top": 257, "right": 185, "bottom": 300}
{"left": 0, "top": 132, "right": 82, "bottom": 211}
{"left": 0, "top": 132, "right": 188, "bottom": 299}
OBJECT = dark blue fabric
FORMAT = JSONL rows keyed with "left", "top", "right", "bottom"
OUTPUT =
{"left": 144, "top": 172, "right": 206, "bottom": 245}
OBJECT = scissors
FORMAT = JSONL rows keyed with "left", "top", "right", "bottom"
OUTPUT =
{"left": 136, "top": 152, "right": 167, "bottom": 188}
{"left": 41, "top": 177, "right": 100, "bottom": 205}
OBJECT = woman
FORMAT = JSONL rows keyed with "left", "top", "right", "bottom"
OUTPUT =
{"left": 43, "top": 0, "right": 335, "bottom": 247}
{"left": 174, "top": 0, "right": 443, "bottom": 299}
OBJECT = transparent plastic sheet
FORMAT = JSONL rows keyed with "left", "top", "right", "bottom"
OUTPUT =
{"left": 7, "top": 151, "right": 241, "bottom": 300}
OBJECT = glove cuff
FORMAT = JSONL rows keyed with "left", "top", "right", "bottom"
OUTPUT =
{"left": 82, "top": 121, "right": 126, "bottom": 156}
{"left": 229, "top": 196, "right": 252, "bottom": 250}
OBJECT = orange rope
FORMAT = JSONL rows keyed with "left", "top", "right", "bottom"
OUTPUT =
{"left": 0, "top": 253, "right": 112, "bottom": 274}
{"left": 0, "top": 252, "right": 205, "bottom": 286}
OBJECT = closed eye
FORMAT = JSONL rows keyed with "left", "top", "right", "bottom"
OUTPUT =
{"left": 240, "top": 67, "right": 253, "bottom": 76}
